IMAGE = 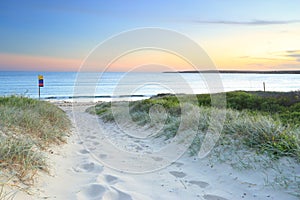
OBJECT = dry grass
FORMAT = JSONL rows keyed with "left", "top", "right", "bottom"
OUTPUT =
{"left": 0, "top": 96, "right": 70, "bottom": 191}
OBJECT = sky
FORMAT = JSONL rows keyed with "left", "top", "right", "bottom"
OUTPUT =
{"left": 0, "top": 0, "right": 300, "bottom": 72}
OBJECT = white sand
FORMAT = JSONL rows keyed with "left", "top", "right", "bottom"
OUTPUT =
{"left": 8, "top": 101, "right": 300, "bottom": 200}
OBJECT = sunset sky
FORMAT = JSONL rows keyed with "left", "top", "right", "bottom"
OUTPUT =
{"left": 1, "top": 0, "right": 300, "bottom": 72}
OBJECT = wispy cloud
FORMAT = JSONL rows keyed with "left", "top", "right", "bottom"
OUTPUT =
{"left": 271, "top": 64, "right": 300, "bottom": 70}
{"left": 192, "top": 19, "right": 300, "bottom": 26}
{"left": 238, "top": 50, "right": 300, "bottom": 63}
{"left": 238, "top": 55, "right": 291, "bottom": 61}
{"left": 283, "top": 50, "right": 300, "bottom": 62}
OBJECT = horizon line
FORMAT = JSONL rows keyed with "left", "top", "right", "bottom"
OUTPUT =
{"left": 1, "top": 69, "right": 300, "bottom": 74}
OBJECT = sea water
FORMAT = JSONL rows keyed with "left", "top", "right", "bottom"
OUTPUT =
{"left": 0, "top": 71, "right": 299, "bottom": 101}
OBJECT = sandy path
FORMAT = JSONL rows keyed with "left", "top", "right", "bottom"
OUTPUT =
{"left": 13, "top": 102, "right": 299, "bottom": 200}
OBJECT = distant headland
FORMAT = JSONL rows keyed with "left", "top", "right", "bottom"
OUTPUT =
{"left": 164, "top": 70, "right": 300, "bottom": 74}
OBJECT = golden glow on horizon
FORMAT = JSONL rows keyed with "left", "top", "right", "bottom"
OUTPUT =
{"left": 201, "top": 26, "right": 300, "bottom": 70}
{"left": 1, "top": 24, "right": 300, "bottom": 73}
{"left": 0, "top": 53, "right": 81, "bottom": 71}
{"left": 107, "top": 50, "right": 193, "bottom": 72}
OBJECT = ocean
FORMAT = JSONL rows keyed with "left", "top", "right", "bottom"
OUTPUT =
{"left": 0, "top": 71, "right": 299, "bottom": 101}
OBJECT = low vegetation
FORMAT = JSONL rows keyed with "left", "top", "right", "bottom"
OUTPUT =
{"left": 89, "top": 91, "right": 300, "bottom": 195}
{"left": 90, "top": 91, "right": 300, "bottom": 160}
{"left": 0, "top": 96, "right": 70, "bottom": 188}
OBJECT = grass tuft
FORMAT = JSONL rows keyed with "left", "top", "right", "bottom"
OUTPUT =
{"left": 0, "top": 96, "right": 70, "bottom": 187}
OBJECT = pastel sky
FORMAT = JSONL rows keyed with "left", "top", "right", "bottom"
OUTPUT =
{"left": 1, "top": 0, "right": 300, "bottom": 72}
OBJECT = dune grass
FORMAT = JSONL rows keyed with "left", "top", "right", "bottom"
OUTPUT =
{"left": 0, "top": 96, "right": 70, "bottom": 186}
{"left": 89, "top": 91, "right": 300, "bottom": 195}
{"left": 89, "top": 91, "right": 300, "bottom": 160}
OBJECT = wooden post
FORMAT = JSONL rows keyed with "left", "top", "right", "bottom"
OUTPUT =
{"left": 263, "top": 82, "right": 265, "bottom": 92}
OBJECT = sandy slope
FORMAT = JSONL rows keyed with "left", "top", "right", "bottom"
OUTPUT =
{"left": 11, "top": 102, "right": 299, "bottom": 200}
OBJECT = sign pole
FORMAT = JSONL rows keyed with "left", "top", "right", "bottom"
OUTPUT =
{"left": 38, "top": 75, "right": 44, "bottom": 100}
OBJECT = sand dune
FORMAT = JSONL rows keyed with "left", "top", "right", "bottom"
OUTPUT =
{"left": 12, "top": 102, "right": 299, "bottom": 200}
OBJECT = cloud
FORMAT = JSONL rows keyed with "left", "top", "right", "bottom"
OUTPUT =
{"left": 271, "top": 64, "right": 300, "bottom": 70}
{"left": 286, "top": 50, "right": 298, "bottom": 53}
{"left": 238, "top": 56, "right": 289, "bottom": 61}
{"left": 284, "top": 50, "right": 300, "bottom": 62}
{"left": 238, "top": 50, "right": 300, "bottom": 63}
{"left": 192, "top": 19, "right": 300, "bottom": 26}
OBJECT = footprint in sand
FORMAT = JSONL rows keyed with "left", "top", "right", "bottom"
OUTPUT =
{"left": 99, "top": 154, "right": 108, "bottom": 159}
{"left": 203, "top": 194, "right": 229, "bottom": 200}
{"left": 78, "top": 149, "right": 90, "bottom": 154}
{"left": 110, "top": 187, "right": 133, "bottom": 200}
{"left": 173, "top": 162, "right": 184, "bottom": 167}
{"left": 78, "top": 184, "right": 106, "bottom": 200}
{"left": 114, "top": 190, "right": 132, "bottom": 200}
{"left": 105, "top": 175, "right": 119, "bottom": 185}
{"left": 86, "top": 135, "right": 97, "bottom": 139}
{"left": 73, "top": 162, "right": 103, "bottom": 173}
{"left": 189, "top": 180, "right": 209, "bottom": 188}
{"left": 169, "top": 171, "right": 186, "bottom": 178}
{"left": 151, "top": 156, "right": 163, "bottom": 162}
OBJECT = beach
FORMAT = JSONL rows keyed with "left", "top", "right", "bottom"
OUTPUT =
{"left": 2, "top": 1, "right": 300, "bottom": 199}
{"left": 6, "top": 100, "right": 298, "bottom": 200}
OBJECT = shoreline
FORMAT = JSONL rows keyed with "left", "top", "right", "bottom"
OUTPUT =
{"left": 26, "top": 90, "right": 300, "bottom": 103}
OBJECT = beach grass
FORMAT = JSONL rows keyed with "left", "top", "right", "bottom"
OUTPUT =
{"left": 89, "top": 91, "right": 300, "bottom": 160}
{"left": 0, "top": 96, "right": 70, "bottom": 186}
{"left": 88, "top": 91, "right": 300, "bottom": 195}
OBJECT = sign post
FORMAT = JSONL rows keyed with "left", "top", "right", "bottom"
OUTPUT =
{"left": 38, "top": 75, "right": 44, "bottom": 100}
